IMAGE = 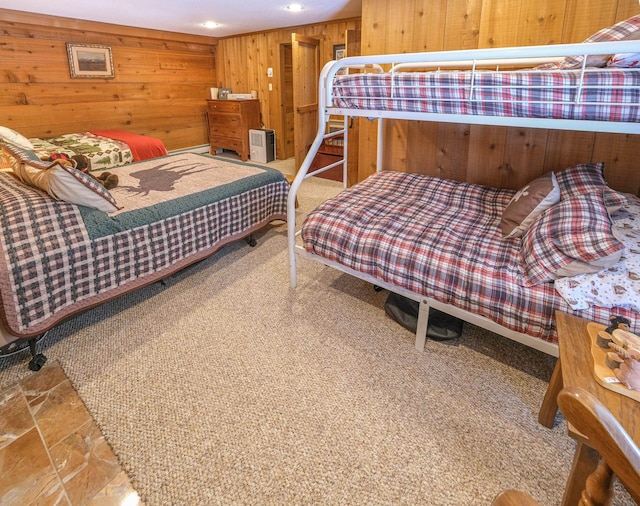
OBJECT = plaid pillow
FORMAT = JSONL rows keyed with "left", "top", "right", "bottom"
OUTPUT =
{"left": 555, "top": 162, "right": 626, "bottom": 212}
{"left": 536, "top": 14, "right": 640, "bottom": 70}
{"left": 519, "top": 191, "right": 624, "bottom": 286}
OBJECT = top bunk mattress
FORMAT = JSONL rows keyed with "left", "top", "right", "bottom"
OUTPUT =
{"left": 331, "top": 69, "right": 640, "bottom": 123}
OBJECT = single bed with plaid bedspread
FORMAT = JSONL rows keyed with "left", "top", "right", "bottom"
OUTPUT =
{"left": 0, "top": 154, "right": 288, "bottom": 339}
{"left": 301, "top": 171, "right": 639, "bottom": 344}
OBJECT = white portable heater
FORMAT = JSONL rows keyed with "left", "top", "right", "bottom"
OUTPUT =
{"left": 249, "top": 129, "right": 275, "bottom": 163}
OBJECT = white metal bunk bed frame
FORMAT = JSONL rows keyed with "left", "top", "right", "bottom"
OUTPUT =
{"left": 287, "top": 40, "right": 640, "bottom": 357}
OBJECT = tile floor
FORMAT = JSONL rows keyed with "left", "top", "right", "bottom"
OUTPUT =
{"left": 0, "top": 361, "right": 141, "bottom": 505}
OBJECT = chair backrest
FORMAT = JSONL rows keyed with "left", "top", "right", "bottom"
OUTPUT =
{"left": 557, "top": 386, "right": 640, "bottom": 503}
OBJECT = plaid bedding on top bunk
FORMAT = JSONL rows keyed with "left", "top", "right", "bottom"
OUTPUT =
{"left": 332, "top": 69, "right": 640, "bottom": 122}
{"left": 301, "top": 171, "right": 638, "bottom": 344}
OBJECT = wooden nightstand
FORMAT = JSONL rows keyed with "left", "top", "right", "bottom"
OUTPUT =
{"left": 207, "top": 99, "right": 260, "bottom": 161}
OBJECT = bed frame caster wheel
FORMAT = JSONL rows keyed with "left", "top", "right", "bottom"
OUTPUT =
{"left": 0, "top": 333, "right": 48, "bottom": 371}
{"left": 27, "top": 334, "right": 47, "bottom": 371}
{"left": 28, "top": 354, "right": 47, "bottom": 371}
{"left": 246, "top": 235, "right": 257, "bottom": 247}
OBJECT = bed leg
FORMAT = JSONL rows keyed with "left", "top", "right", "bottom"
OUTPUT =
{"left": 27, "top": 334, "right": 47, "bottom": 371}
{"left": 245, "top": 234, "right": 257, "bottom": 247}
{"left": 0, "top": 333, "right": 48, "bottom": 371}
{"left": 415, "top": 299, "right": 429, "bottom": 352}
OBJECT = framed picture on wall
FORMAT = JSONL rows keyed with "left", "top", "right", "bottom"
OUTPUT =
{"left": 333, "top": 44, "right": 346, "bottom": 75}
{"left": 66, "top": 43, "right": 115, "bottom": 79}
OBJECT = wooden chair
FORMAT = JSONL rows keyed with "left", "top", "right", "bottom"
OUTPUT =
{"left": 492, "top": 386, "right": 640, "bottom": 506}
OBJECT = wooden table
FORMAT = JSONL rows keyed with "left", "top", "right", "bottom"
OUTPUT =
{"left": 538, "top": 311, "right": 640, "bottom": 505}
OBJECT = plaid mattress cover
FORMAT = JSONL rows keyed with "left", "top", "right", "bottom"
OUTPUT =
{"left": 301, "top": 171, "right": 639, "bottom": 343}
{"left": 0, "top": 172, "right": 288, "bottom": 337}
{"left": 332, "top": 69, "right": 640, "bottom": 122}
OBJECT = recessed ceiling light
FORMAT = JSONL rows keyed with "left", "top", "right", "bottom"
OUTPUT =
{"left": 286, "top": 4, "right": 304, "bottom": 12}
{"left": 201, "top": 21, "right": 220, "bottom": 29}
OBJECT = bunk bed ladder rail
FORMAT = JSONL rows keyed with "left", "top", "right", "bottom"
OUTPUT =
{"left": 288, "top": 61, "right": 344, "bottom": 288}
{"left": 289, "top": 61, "right": 387, "bottom": 287}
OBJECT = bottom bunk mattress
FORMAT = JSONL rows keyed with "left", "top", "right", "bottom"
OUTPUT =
{"left": 0, "top": 153, "right": 288, "bottom": 341}
{"left": 301, "top": 171, "right": 639, "bottom": 344}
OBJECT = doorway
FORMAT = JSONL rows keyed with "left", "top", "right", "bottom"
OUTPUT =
{"left": 279, "top": 32, "right": 360, "bottom": 183}
{"left": 291, "top": 33, "right": 320, "bottom": 173}
{"left": 279, "top": 43, "right": 295, "bottom": 160}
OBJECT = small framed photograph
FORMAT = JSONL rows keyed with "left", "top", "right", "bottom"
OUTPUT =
{"left": 66, "top": 43, "right": 114, "bottom": 79}
{"left": 333, "top": 44, "right": 346, "bottom": 61}
{"left": 218, "top": 88, "right": 232, "bottom": 100}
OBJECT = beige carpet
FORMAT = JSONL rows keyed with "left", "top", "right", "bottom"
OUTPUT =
{"left": 0, "top": 171, "right": 634, "bottom": 505}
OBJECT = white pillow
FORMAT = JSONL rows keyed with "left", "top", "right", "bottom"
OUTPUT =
{"left": 607, "top": 52, "right": 640, "bottom": 68}
{"left": 0, "top": 126, "right": 34, "bottom": 150}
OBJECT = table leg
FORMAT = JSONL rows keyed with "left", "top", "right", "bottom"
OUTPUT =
{"left": 561, "top": 442, "right": 600, "bottom": 506}
{"left": 538, "top": 357, "right": 562, "bottom": 428}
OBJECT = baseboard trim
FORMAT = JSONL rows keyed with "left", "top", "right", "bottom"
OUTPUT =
{"left": 168, "top": 144, "right": 210, "bottom": 155}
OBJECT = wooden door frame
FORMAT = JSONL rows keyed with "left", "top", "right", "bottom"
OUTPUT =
{"left": 278, "top": 42, "right": 294, "bottom": 161}
{"left": 291, "top": 33, "right": 321, "bottom": 172}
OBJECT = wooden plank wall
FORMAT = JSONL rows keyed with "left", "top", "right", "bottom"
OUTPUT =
{"left": 358, "top": 0, "right": 640, "bottom": 195}
{"left": 216, "top": 18, "right": 361, "bottom": 160}
{"left": 0, "top": 9, "right": 217, "bottom": 151}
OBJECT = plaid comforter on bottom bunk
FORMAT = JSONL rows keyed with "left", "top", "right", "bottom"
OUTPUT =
{"left": 301, "top": 171, "right": 638, "bottom": 344}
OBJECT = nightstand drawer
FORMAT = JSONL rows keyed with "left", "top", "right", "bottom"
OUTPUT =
{"left": 209, "top": 118, "right": 243, "bottom": 139}
{"left": 210, "top": 136, "right": 242, "bottom": 151}
{"left": 209, "top": 113, "right": 240, "bottom": 125}
{"left": 208, "top": 100, "right": 243, "bottom": 113}
{"left": 209, "top": 114, "right": 241, "bottom": 132}
{"left": 210, "top": 125, "right": 242, "bottom": 137}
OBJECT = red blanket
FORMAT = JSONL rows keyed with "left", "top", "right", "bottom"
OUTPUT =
{"left": 90, "top": 130, "right": 167, "bottom": 162}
